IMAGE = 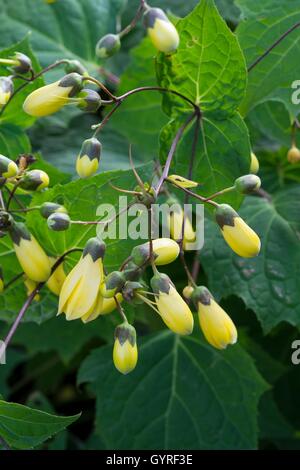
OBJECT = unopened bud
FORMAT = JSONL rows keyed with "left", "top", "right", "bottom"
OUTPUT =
{"left": 95, "top": 34, "right": 121, "bottom": 59}
{"left": 64, "top": 60, "right": 88, "bottom": 76}
{"left": 99, "top": 271, "right": 125, "bottom": 298}
{"left": 250, "top": 152, "right": 259, "bottom": 174}
{"left": 234, "top": 174, "right": 261, "bottom": 194}
{"left": 47, "top": 212, "right": 71, "bottom": 231}
{"left": 0, "top": 154, "right": 18, "bottom": 178}
{"left": 77, "top": 88, "right": 102, "bottom": 113}
{"left": 19, "top": 169, "right": 49, "bottom": 191}
{"left": 0, "top": 76, "right": 13, "bottom": 107}
{"left": 40, "top": 202, "right": 67, "bottom": 219}
{"left": 11, "top": 52, "right": 32, "bottom": 74}
{"left": 287, "top": 146, "right": 300, "bottom": 164}
{"left": 113, "top": 322, "right": 138, "bottom": 375}
{"left": 76, "top": 137, "right": 101, "bottom": 178}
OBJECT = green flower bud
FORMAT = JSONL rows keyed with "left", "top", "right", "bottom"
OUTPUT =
{"left": 76, "top": 137, "right": 101, "bottom": 179}
{"left": 11, "top": 52, "right": 32, "bottom": 74}
{"left": 0, "top": 211, "right": 14, "bottom": 231}
{"left": 47, "top": 212, "right": 71, "bottom": 231}
{"left": 250, "top": 152, "right": 259, "bottom": 174}
{"left": 0, "top": 76, "right": 13, "bottom": 107}
{"left": 19, "top": 169, "right": 50, "bottom": 191}
{"left": 234, "top": 174, "right": 261, "bottom": 194}
{"left": 77, "top": 88, "right": 102, "bottom": 113}
{"left": 122, "top": 281, "right": 144, "bottom": 303}
{"left": 40, "top": 202, "right": 68, "bottom": 219}
{"left": 99, "top": 271, "right": 126, "bottom": 298}
{"left": 95, "top": 34, "right": 121, "bottom": 59}
{"left": 123, "top": 261, "right": 144, "bottom": 282}
{"left": 64, "top": 60, "right": 88, "bottom": 77}
{"left": 83, "top": 237, "right": 106, "bottom": 262}
{"left": 0, "top": 154, "right": 18, "bottom": 178}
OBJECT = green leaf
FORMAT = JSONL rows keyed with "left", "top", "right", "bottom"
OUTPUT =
{"left": 0, "top": 123, "right": 31, "bottom": 158}
{"left": 78, "top": 331, "right": 267, "bottom": 450}
{"left": 111, "top": 37, "right": 168, "bottom": 157}
{"left": 201, "top": 187, "right": 300, "bottom": 332}
{"left": 160, "top": 112, "right": 251, "bottom": 208}
{"left": 156, "top": 0, "right": 247, "bottom": 118}
{"left": 236, "top": 0, "right": 300, "bottom": 117}
{"left": 0, "top": 36, "right": 44, "bottom": 127}
{"left": 0, "top": 399, "right": 80, "bottom": 449}
{"left": 0, "top": 0, "right": 127, "bottom": 81}
{"left": 258, "top": 391, "right": 294, "bottom": 441}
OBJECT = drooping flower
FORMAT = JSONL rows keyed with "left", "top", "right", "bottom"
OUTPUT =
{"left": 192, "top": 286, "right": 237, "bottom": 349}
{"left": 144, "top": 7, "right": 179, "bottom": 53}
{"left": 23, "top": 73, "right": 84, "bottom": 117}
{"left": 58, "top": 237, "right": 105, "bottom": 320}
{"left": 215, "top": 204, "right": 261, "bottom": 258}
{"left": 81, "top": 293, "right": 122, "bottom": 323}
{"left": 47, "top": 258, "right": 67, "bottom": 296}
{"left": 150, "top": 272, "right": 194, "bottom": 335}
{"left": 113, "top": 322, "right": 138, "bottom": 375}
{"left": 9, "top": 222, "right": 51, "bottom": 283}
{"left": 131, "top": 238, "right": 180, "bottom": 266}
{"left": 76, "top": 137, "right": 101, "bottom": 179}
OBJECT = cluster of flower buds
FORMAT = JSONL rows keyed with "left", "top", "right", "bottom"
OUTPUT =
{"left": 40, "top": 202, "right": 71, "bottom": 232}
{"left": 0, "top": 52, "right": 32, "bottom": 108}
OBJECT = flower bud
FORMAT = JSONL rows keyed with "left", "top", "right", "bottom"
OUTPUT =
{"left": 19, "top": 169, "right": 49, "bottom": 191}
{"left": 9, "top": 222, "right": 51, "bottom": 282}
{"left": 77, "top": 88, "right": 102, "bottom": 113}
{"left": 182, "top": 285, "right": 194, "bottom": 299}
{"left": 11, "top": 52, "right": 32, "bottom": 74}
{"left": 234, "top": 174, "right": 261, "bottom": 194}
{"left": 64, "top": 60, "right": 88, "bottom": 76}
{"left": 0, "top": 76, "right": 13, "bottom": 107}
{"left": 131, "top": 238, "right": 179, "bottom": 267}
{"left": 123, "top": 261, "right": 144, "bottom": 282}
{"left": 250, "top": 152, "right": 259, "bottom": 174}
{"left": 23, "top": 73, "right": 84, "bottom": 117}
{"left": 0, "top": 211, "right": 14, "bottom": 231}
{"left": 151, "top": 272, "right": 194, "bottom": 335}
{"left": 99, "top": 271, "right": 125, "bottom": 298}
{"left": 0, "top": 267, "right": 4, "bottom": 293}
{"left": 40, "top": 202, "right": 67, "bottom": 219}
{"left": 122, "top": 281, "right": 144, "bottom": 303}
{"left": 192, "top": 286, "right": 237, "bottom": 349}
{"left": 0, "top": 154, "right": 18, "bottom": 178}
{"left": 95, "top": 34, "right": 121, "bottom": 59}
{"left": 76, "top": 137, "right": 101, "bottom": 178}
{"left": 168, "top": 174, "right": 198, "bottom": 188}
{"left": 47, "top": 258, "right": 66, "bottom": 296}
{"left": 47, "top": 212, "right": 71, "bottom": 231}
{"left": 144, "top": 7, "right": 179, "bottom": 53}
{"left": 167, "top": 199, "right": 196, "bottom": 250}
{"left": 287, "top": 146, "right": 300, "bottom": 164}
{"left": 82, "top": 293, "right": 122, "bottom": 323}
{"left": 215, "top": 204, "right": 261, "bottom": 258}
{"left": 113, "top": 323, "right": 138, "bottom": 375}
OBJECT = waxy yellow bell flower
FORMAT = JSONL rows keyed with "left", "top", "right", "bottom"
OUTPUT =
{"left": 76, "top": 137, "right": 101, "bottom": 179}
{"left": 0, "top": 76, "right": 13, "bottom": 107}
{"left": 23, "top": 73, "right": 83, "bottom": 117}
{"left": 215, "top": 204, "right": 261, "bottom": 258}
{"left": 0, "top": 154, "right": 18, "bottom": 179}
{"left": 9, "top": 222, "right": 51, "bottom": 283}
{"left": 47, "top": 258, "right": 66, "bottom": 296}
{"left": 131, "top": 238, "right": 179, "bottom": 267}
{"left": 144, "top": 7, "right": 179, "bottom": 53}
{"left": 192, "top": 286, "right": 237, "bottom": 349}
{"left": 167, "top": 201, "right": 196, "bottom": 250}
{"left": 81, "top": 293, "right": 122, "bottom": 323}
{"left": 23, "top": 276, "right": 40, "bottom": 302}
{"left": 151, "top": 272, "right": 194, "bottom": 335}
{"left": 113, "top": 323, "right": 138, "bottom": 375}
{"left": 58, "top": 237, "right": 105, "bottom": 321}
{"left": 250, "top": 152, "right": 259, "bottom": 174}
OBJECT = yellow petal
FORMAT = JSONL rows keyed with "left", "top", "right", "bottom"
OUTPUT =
{"left": 148, "top": 18, "right": 179, "bottom": 53}
{"left": 14, "top": 237, "right": 51, "bottom": 283}
{"left": 23, "top": 82, "right": 72, "bottom": 117}
{"left": 113, "top": 339, "right": 138, "bottom": 375}
{"left": 47, "top": 259, "right": 66, "bottom": 296}
{"left": 156, "top": 285, "right": 194, "bottom": 335}
{"left": 168, "top": 209, "right": 196, "bottom": 249}
{"left": 76, "top": 155, "right": 99, "bottom": 178}
{"left": 222, "top": 217, "right": 261, "bottom": 258}
{"left": 198, "top": 299, "right": 237, "bottom": 349}
{"left": 82, "top": 294, "right": 122, "bottom": 323}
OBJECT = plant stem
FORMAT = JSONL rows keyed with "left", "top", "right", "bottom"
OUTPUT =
{"left": 248, "top": 21, "right": 300, "bottom": 72}
{"left": 119, "top": 0, "right": 147, "bottom": 38}
{"left": 202, "top": 186, "right": 235, "bottom": 201}
{"left": 92, "top": 101, "right": 122, "bottom": 136}
{"left": 4, "top": 272, "right": 24, "bottom": 289}
{"left": 118, "top": 86, "right": 198, "bottom": 111}
{"left": 114, "top": 295, "right": 128, "bottom": 323}
{"left": 167, "top": 179, "right": 219, "bottom": 208}
{"left": 155, "top": 112, "right": 197, "bottom": 196}
{"left": 83, "top": 75, "right": 117, "bottom": 101}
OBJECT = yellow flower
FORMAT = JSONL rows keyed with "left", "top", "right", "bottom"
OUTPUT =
{"left": 192, "top": 286, "right": 237, "bottom": 349}
{"left": 81, "top": 293, "right": 122, "bottom": 323}
{"left": 0, "top": 77, "right": 13, "bottom": 107}
{"left": 131, "top": 238, "right": 179, "bottom": 266}
{"left": 151, "top": 272, "right": 194, "bottom": 335}
{"left": 250, "top": 152, "right": 259, "bottom": 174}
{"left": 47, "top": 257, "right": 67, "bottom": 296}
{"left": 167, "top": 175, "right": 198, "bottom": 189}
{"left": 23, "top": 276, "right": 40, "bottom": 302}
{"left": 9, "top": 222, "right": 51, "bottom": 283}
{"left": 76, "top": 137, "right": 101, "bottom": 179}
{"left": 0, "top": 154, "right": 18, "bottom": 178}
{"left": 167, "top": 202, "right": 196, "bottom": 250}
{"left": 58, "top": 237, "right": 105, "bottom": 320}
{"left": 144, "top": 7, "right": 179, "bottom": 53}
{"left": 215, "top": 204, "right": 261, "bottom": 258}
{"left": 113, "top": 323, "right": 138, "bottom": 375}
{"left": 23, "top": 73, "right": 83, "bottom": 117}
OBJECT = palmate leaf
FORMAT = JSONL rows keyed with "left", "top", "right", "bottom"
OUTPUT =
{"left": 236, "top": 0, "right": 300, "bottom": 117}
{"left": 201, "top": 186, "right": 300, "bottom": 333}
{"left": 156, "top": 0, "right": 247, "bottom": 119}
{"left": 78, "top": 331, "right": 267, "bottom": 450}
{"left": 0, "top": 400, "right": 80, "bottom": 449}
